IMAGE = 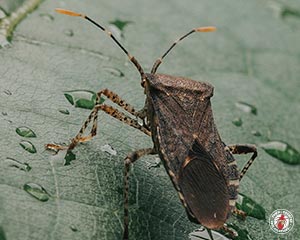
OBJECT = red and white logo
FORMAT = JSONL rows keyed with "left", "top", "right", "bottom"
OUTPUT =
{"left": 269, "top": 209, "right": 294, "bottom": 234}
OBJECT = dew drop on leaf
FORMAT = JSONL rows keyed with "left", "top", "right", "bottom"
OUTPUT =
{"left": 103, "top": 66, "right": 124, "bottom": 77}
{"left": 108, "top": 19, "right": 132, "bottom": 39}
{"left": 260, "top": 141, "right": 300, "bottom": 165}
{"left": 70, "top": 225, "right": 78, "bottom": 232}
{"left": 281, "top": 7, "right": 300, "bottom": 19}
{"left": 232, "top": 117, "right": 243, "bottom": 127}
{"left": 39, "top": 13, "right": 54, "bottom": 21}
{"left": 5, "top": 157, "right": 31, "bottom": 172}
{"left": 100, "top": 144, "right": 117, "bottom": 156}
{"left": 58, "top": 109, "right": 70, "bottom": 115}
{"left": 16, "top": 126, "right": 36, "bottom": 138}
{"left": 235, "top": 101, "right": 257, "bottom": 115}
{"left": 109, "top": 19, "right": 132, "bottom": 31}
{"left": 3, "top": 89, "right": 12, "bottom": 95}
{"left": 64, "top": 90, "right": 99, "bottom": 110}
{"left": 23, "top": 183, "right": 50, "bottom": 202}
{"left": 64, "top": 151, "right": 76, "bottom": 166}
{"left": 0, "top": 8, "right": 6, "bottom": 19}
{"left": 251, "top": 130, "right": 262, "bottom": 137}
{"left": 63, "top": 29, "right": 74, "bottom": 37}
{"left": 236, "top": 193, "right": 266, "bottom": 220}
{"left": 19, "top": 140, "right": 37, "bottom": 154}
{"left": 0, "top": 226, "right": 6, "bottom": 240}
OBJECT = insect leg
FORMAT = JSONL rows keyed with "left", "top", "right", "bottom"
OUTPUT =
{"left": 221, "top": 224, "right": 238, "bottom": 239}
{"left": 45, "top": 107, "right": 99, "bottom": 152}
{"left": 123, "top": 148, "right": 156, "bottom": 240}
{"left": 99, "top": 88, "right": 140, "bottom": 117}
{"left": 45, "top": 90, "right": 151, "bottom": 152}
{"left": 232, "top": 208, "right": 247, "bottom": 220}
{"left": 47, "top": 104, "right": 151, "bottom": 151}
{"left": 206, "top": 228, "right": 215, "bottom": 240}
{"left": 225, "top": 144, "right": 257, "bottom": 180}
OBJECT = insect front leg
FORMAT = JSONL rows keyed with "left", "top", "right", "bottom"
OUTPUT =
{"left": 225, "top": 144, "right": 257, "bottom": 180}
{"left": 45, "top": 89, "right": 151, "bottom": 152}
{"left": 123, "top": 148, "right": 156, "bottom": 240}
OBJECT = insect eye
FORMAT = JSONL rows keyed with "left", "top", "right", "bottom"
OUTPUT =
{"left": 141, "top": 78, "right": 146, "bottom": 88}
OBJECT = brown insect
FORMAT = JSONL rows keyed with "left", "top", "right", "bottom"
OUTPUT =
{"left": 47, "top": 8, "right": 258, "bottom": 240}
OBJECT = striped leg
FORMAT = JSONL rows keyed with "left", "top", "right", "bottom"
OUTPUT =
{"left": 221, "top": 224, "right": 238, "bottom": 238}
{"left": 46, "top": 89, "right": 150, "bottom": 152}
{"left": 226, "top": 144, "right": 257, "bottom": 180}
{"left": 123, "top": 148, "right": 156, "bottom": 240}
{"left": 233, "top": 208, "right": 247, "bottom": 220}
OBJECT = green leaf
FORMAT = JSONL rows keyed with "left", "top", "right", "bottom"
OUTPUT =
{"left": 236, "top": 193, "right": 266, "bottom": 220}
{"left": 0, "top": 0, "right": 299, "bottom": 240}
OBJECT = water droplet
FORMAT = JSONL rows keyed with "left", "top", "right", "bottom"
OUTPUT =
{"left": 236, "top": 193, "right": 266, "bottom": 220}
{"left": 235, "top": 102, "right": 257, "bottom": 115}
{"left": 232, "top": 117, "right": 243, "bottom": 127}
{"left": 2, "top": 112, "right": 7, "bottom": 116}
{"left": 108, "top": 19, "right": 132, "bottom": 39}
{"left": 103, "top": 67, "right": 124, "bottom": 77}
{"left": 0, "top": 9, "right": 6, "bottom": 19}
{"left": 16, "top": 126, "right": 36, "bottom": 138}
{"left": 260, "top": 141, "right": 300, "bottom": 165}
{"left": 251, "top": 130, "right": 262, "bottom": 137}
{"left": 109, "top": 19, "right": 132, "bottom": 31}
{"left": 58, "top": 109, "right": 70, "bottom": 115}
{"left": 64, "top": 151, "right": 76, "bottom": 165}
{"left": 39, "top": 13, "right": 54, "bottom": 21}
{"left": 100, "top": 144, "right": 117, "bottom": 156}
{"left": 189, "top": 227, "right": 229, "bottom": 240}
{"left": 148, "top": 157, "right": 161, "bottom": 169}
{"left": 0, "top": 37, "right": 11, "bottom": 49}
{"left": 19, "top": 140, "right": 37, "bottom": 154}
{"left": 64, "top": 90, "right": 97, "bottom": 110}
{"left": 23, "top": 183, "right": 50, "bottom": 202}
{"left": 63, "top": 29, "right": 74, "bottom": 37}
{"left": 0, "top": 226, "right": 6, "bottom": 240}
{"left": 5, "top": 157, "right": 31, "bottom": 172}
{"left": 70, "top": 225, "right": 78, "bottom": 232}
{"left": 3, "top": 89, "right": 12, "bottom": 95}
{"left": 281, "top": 7, "right": 300, "bottom": 19}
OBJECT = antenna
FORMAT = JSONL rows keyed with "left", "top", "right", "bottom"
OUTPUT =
{"left": 55, "top": 8, "right": 145, "bottom": 78}
{"left": 151, "top": 26, "right": 216, "bottom": 74}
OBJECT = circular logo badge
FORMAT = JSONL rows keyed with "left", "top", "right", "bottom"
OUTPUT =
{"left": 269, "top": 209, "right": 294, "bottom": 234}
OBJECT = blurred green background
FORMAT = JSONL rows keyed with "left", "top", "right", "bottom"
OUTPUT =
{"left": 0, "top": 0, "right": 299, "bottom": 239}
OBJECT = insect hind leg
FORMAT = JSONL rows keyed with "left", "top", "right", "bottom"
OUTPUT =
{"left": 225, "top": 144, "right": 257, "bottom": 180}
{"left": 123, "top": 148, "right": 156, "bottom": 240}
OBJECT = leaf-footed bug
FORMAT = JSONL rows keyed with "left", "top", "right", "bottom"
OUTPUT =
{"left": 47, "top": 8, "right": 258, "bottom": 240}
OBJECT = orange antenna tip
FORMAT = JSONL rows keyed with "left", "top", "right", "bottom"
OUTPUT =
{"left": 55, "top": 8, "right": 83, "bottom": 17}
{"left": 195, "top": 26, "right": 217, "bottom": 32}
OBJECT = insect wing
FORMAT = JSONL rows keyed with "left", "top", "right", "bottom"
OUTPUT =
{"left": 147, "top": 74, "right": 214, "bottom": 174}
{"left": 178, "top": 139, "right": 230, "bottom": 229}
